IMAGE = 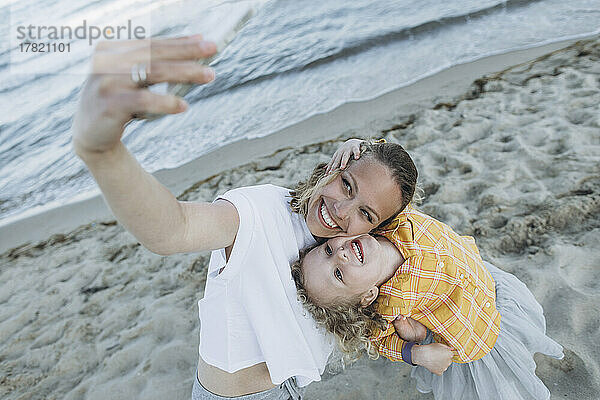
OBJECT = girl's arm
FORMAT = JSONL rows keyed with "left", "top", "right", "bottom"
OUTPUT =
{"left": 378, "top": 316, "right": 453, "bottom": 375}
{"left": 73, "top": 36, "right": 239, "bottom": 255}
{"left": 392, "top": 315, "right": 427, "bottom": 342}
{"left": 325, "top": 138, "right": 365, "bottom": 174}
{"left": 411, "top": 343, "right": 454, "bottom": 375}
{"left": 374, "top": 332, "right": 453, "bottom": 375}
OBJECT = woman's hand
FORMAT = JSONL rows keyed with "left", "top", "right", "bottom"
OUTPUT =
{"left": 411, "top": 343, "right": 454, "bottom": 376}
{"left": 325, "top": 138, "right": 364, "bottom": 174}
{"left": 69, "top": 35, "right": 240, "bottom": 256}
{"left": 72, "top": 35, "right": 217, "bottom": 156}
{"left": 393, "top": 315, "right": 427, "bottom": 342}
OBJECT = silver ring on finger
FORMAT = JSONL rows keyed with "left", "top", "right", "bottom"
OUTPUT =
{"left": 131, "top": 63, "right": 149, "bottom": 88}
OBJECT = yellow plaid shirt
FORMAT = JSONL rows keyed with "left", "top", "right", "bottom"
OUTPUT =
{"left": 371, "top": 205, "right": 501, "bottom": 363}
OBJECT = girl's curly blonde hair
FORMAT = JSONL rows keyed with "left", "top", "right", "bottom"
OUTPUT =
{"left": 290, "top": 246, "right": 387, "bottom": 363}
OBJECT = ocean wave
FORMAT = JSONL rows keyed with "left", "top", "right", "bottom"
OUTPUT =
{"left": 186, "top": 0, "right": 536, "bottom": 101}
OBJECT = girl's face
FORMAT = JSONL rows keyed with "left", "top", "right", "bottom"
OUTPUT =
{"left": 305, "top": 158, "right": 403, "bottom": 238}
{"left": 301, "top": 235, "right": 396, "bottom": 306}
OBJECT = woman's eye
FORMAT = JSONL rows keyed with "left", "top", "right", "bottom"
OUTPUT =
{"left": 362, "top": 209, "right": 373, "bottom": 223}
{"left": 325, "top": 244, "right": 333, "bottom": 256}
{"left": 335, "top": 268, "right": 343, "bottom": 281}
{"left": 342, "top": 178, "right": 352, "bottom": 195}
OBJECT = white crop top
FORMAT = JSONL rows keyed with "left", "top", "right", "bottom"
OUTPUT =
{"left": 198, "top": 184, "right": 333, "bottom": 387}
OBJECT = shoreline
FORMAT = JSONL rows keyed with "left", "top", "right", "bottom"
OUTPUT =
{"left": 0, "top": 36, "right": 588, "bottom": 255}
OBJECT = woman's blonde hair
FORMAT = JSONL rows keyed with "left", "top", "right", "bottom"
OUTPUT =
{"left": 290, "top": 246, "right": 387, "bottom": 363}
{"left": 289, "top": 162, "right": 337, "bottom": 217}
{"left": 289, "top": 140, "right": 418, "bottom": 227}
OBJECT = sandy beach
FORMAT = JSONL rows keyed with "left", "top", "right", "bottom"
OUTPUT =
{"left": 1, "top": 37, "right": 599, "bottom": 400}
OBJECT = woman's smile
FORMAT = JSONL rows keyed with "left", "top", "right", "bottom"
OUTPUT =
{"left": 318, "top": 199, "right": 340, "bottom": 230}
{"left": 305, "top": 158, "right": 404, "bottom": 238}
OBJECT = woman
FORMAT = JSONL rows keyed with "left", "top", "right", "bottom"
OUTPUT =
{"left": 72, "top": 35, "right": 418, "bottom": 399}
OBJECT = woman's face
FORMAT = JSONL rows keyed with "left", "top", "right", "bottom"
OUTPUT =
{"left": 305, "top": 158, "right": 403, "bottom": 238}
{"left": 301, "top": 235, "right": 395, "bottom": 306}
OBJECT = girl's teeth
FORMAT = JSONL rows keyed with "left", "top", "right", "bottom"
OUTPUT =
{"left": 352, "top": 242, "right": 363, "bottom": 262}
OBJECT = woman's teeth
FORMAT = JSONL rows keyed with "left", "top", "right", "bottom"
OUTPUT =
{"left": 320, "top": 201, "right": 338, "bottom": 229}
{"left": 351, "top": 241, "right": 363, "bottom": 263}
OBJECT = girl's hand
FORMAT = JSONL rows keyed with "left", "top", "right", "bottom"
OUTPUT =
{"left": 325, "top": 139, "right": 364, "bottom": 174}
{"left": 411, "top": 343, "right": 454, "bottom": 376}
{"left": 393, "top": 315, "right": 427, "bottom": 342}
{"left": 72, "top": 35, "right": 217, "bottom": 156}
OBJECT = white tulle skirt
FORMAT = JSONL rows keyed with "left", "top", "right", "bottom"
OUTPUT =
{"left": 411, "top": 261, "right": 563, "bottom": 400}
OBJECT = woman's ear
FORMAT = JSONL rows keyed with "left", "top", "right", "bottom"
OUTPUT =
{"left": 360, "top": 286, "right": 379, "bottom": 307}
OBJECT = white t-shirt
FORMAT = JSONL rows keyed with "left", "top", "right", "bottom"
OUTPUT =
{"left": 198, "top": 184, "right": 333, "bottom": 387}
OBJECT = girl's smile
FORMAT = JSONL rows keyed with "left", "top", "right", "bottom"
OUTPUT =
{"left": 301, "top": 234, "right": 404, "bottom": 307}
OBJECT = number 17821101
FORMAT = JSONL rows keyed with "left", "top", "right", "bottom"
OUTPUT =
{"left": 20, "top": 42, "right": 71, "bottom": 52}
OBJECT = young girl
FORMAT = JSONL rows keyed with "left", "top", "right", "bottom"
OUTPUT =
{"left": 291, "top": 139, "right": 563, "bottom": 400}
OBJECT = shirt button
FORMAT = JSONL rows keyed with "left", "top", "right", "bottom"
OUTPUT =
{"left": 460, "top": 273, "right": 464, "bottom": 279}
{"left": 437, "top": 261, "right": 444, "bottom": 268}
{"left": 485, "top": 302, "right": 491, "bottom": 308}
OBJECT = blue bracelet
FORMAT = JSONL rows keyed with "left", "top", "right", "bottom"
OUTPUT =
{"left": 402, "top": 342, "right": 418, "bottom": 366}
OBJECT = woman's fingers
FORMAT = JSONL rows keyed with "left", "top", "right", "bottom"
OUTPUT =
{"left": 92, "top": 36, "right": 217, "bottom": 74}
{"left": 129, "top": 39, "right": 217, "bottom": 63}
{"left": 143, "top": 61, "right": 215, "bottom": 85}
{"left": 73, "top": 34, "right": 217, "bottom": 155}
{"left": 95, "top": 34, "right": 203, "bottom": 51}
{"left": 124, "top": 89, "right": 189, "bottom": 115}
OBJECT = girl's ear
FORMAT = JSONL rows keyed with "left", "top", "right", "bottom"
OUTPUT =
{"left": 360, "top": 286, "right": 379, "bottom": 307}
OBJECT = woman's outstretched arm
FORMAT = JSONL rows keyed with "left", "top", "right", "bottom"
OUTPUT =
{"left": 72, "top": 36, "right": 239, "bottom": 255}
{"left": 75, "top": 144, "right": 239, "bottom": 255}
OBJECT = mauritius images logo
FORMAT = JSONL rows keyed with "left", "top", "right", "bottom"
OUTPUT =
{"left": 16, "top": 19, "right": 147, "bottom": 46}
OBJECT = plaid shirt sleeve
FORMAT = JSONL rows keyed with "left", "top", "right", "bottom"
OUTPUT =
{"left": 371, "top": 321, "right": 408, "bottom": 363}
